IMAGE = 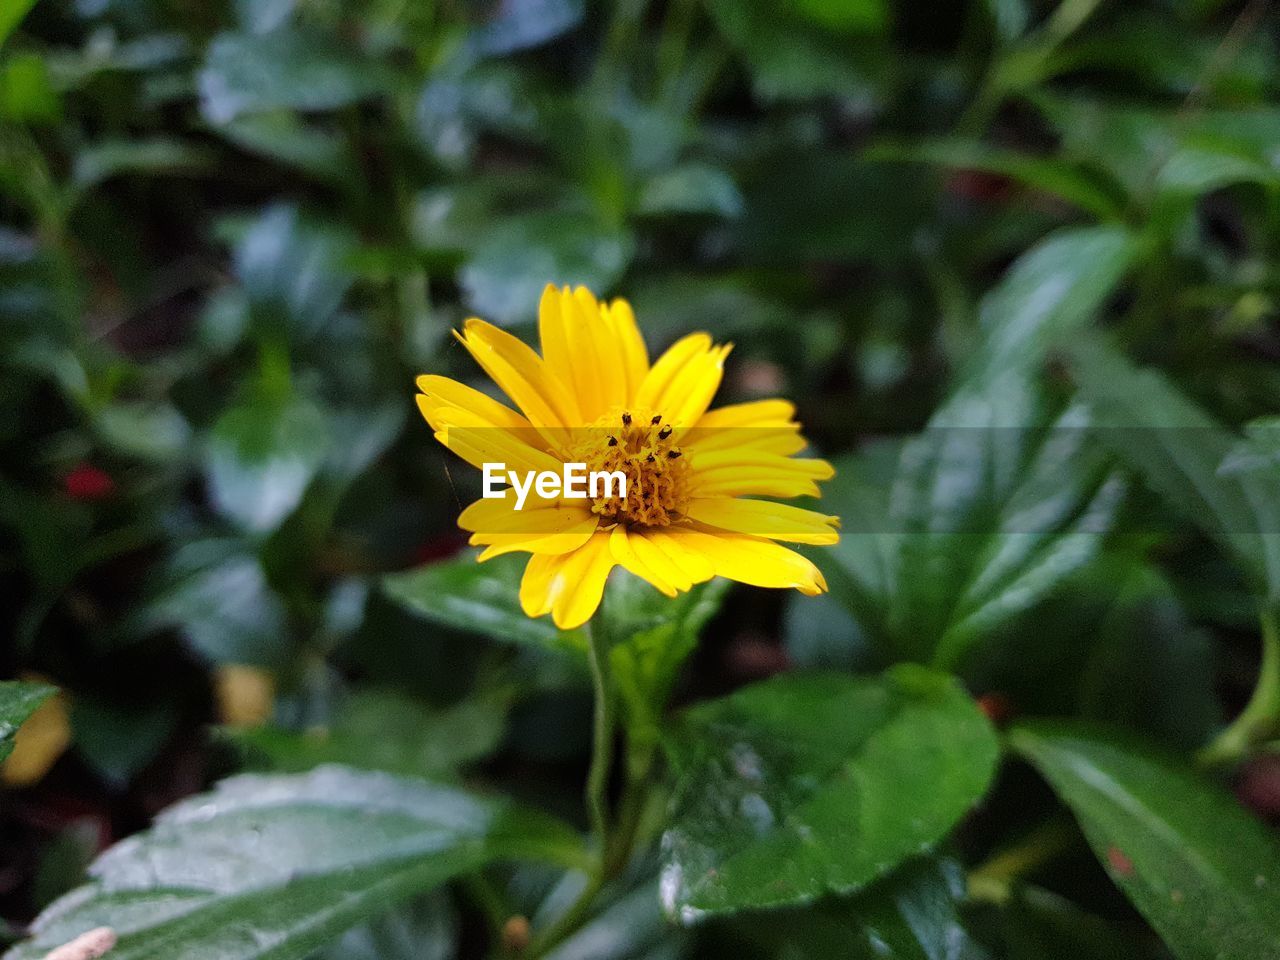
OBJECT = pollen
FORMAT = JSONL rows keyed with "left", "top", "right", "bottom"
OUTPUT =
{"left": 569, "top": 409, "right": 691, "bottom": 527}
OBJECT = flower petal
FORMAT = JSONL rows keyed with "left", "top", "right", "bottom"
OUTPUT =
{"left": 427, "top": 405, "right": 563, "bottom": 476}
{"left": 455, "top": 318, "right": 579, "bottom": 447}
{"left": 548, "top": 533, "right": 617, "bottom": 629}
{"left": 640, "top": 527, "right": 716, "bottom": 585}
{"left": 687, "top": 454, "right": 834, "bottom": 499}
{"left": 416, "top": 375, "right": 532, "bottom": 434}
{"left": 668, "top": 525, "right": 828, "bottom": 595}
{"left": 609, "top": 524, "right": 679, "bottom": 597}
{"left": 695, "top": 399, "right": 796, "bottom": 429}
{"left": 686, "top": 497, "right": 840, "bottom": 545}
{"left": 519, "top": 533, "right": 616, "bottom": 629}
{"left": 635, "top": 335, "right": 732, "bottom": 428}
{"left": 602, "top": 297, "right": 649, "bottom": 401}
{"left": 520, "top": 553, "right": 562, "bottom": 617}
{"left": 539, "top": 286, "right": 634, "bottom": 423}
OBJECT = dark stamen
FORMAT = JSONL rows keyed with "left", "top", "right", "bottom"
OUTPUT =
{"left": 658, "top": 425, "right": 672, "bottom": 440}
{"left": 621, "top": 412, "right": 631, "bottom": 425}
{"left": 607, "top": 436, "right": 617, "bottom": 446}
{"left": 651, "top": 414, "right": 662, "bottom": 425}
{"left": 646, "top": 453, "right": 655, "bottom": 462}
{"left": 667, "top": 449, "right": 682, "bottom": 459}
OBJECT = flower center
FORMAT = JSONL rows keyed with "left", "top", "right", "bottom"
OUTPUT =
{"left": 569, "top": 409, "right": 690, "bottom": 527}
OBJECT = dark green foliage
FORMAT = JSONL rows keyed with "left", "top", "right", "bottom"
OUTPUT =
{"left": 3, "top": 1, "right": 1280, "bottom": 958}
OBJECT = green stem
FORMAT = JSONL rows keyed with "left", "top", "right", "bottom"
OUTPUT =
{"left": 583, "top": 619, "right": 615, "bottom": 855}
{"left": 967, "top": 819, "right": 1076, "bottom": 904}
{"left": 1200, "top": 608, "right": 1280, "bottom": 766}
{"left": 525, "top": 620, "right": 616, "bottom": 958}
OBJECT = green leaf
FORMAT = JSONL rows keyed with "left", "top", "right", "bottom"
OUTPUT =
{"left": 211, "top": 111, "right": 354, "bottom": 181}
{"left": 232, "top": 204, "right": 357, "bottom": 338}
{"left": 381, "top": 551, "right": 586, "bottom": 655}
{"left": 608, "top": 577, "right": 728, "bottom": 750}
{"left": 4, "top": 766, "right": 585, "bottom": 960}
{"left": 0, "top": 681, "right": 56, "bottom": 765}
{"left": 469, "top": 0, "right": 584, "bottom": 56}
{"left": 706, "top": 0, "right": 886, "bottom": 101}
{"left": 316, "top": 894, "right": 455, "bottom": 960}
{"left": 0, "top": 53, "right": 59, "bottom": 124}
{"left": 459, "top": 212, "right": 634, "bottom": 326}
{"left": 820, "top": 374, "right": 1123, "bottom": 667}
{"left": 866, "top": 139, "right": 1124, "bottom": 220}
{"left": 791, "top": 0, "right": 886, "bottom": 32}
{"left": 205, "top": 388, "right": 331, "bottom": 535}
{"left": 732, "top": 859, "right": 989, "bottom": 959}
{"left": 636, "top": 163, "right": 743, "bottom": 219}
{"left": 1038, "top": 97, "right": 1280, "bottom": 201}
{"left": 141, "top": 539, "right": 291, "bottom": 668}
{"left": 71, "top": 139, "right": 212, "bottom": 191}
{"left": 1069, "top": 339, "right": 1280, "bottom": 603}
{"left": 199, "top": 29, "right": 390, "bottom": 125}
{"left": 231, "top": 690, "right": 507, "bottom": 779}
{"left": 0, "top": 0, "right": 37, "bottom": 49}
{"left": 968, "top": 225, "right": 1137, "bottom": 383}
{"left": 1009, "top": 722, "right": 1280, "bottom": 960}
{"left": 661, "top": 666, "right": 999, "bottom": 918}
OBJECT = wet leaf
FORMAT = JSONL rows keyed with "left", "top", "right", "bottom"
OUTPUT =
{"left": 459, "top": 212, "right": 634, "bottom": 326}
{"left": 4, "top": 766, "right": 585, "bottom": 960}
{"left": 661, "top": 666, "right": 998, "bottom": 917}
{"left": 470, "top": 0, "right": 584, "bottom": 55}
{"left": 199, "top": 29, "right": 389, "bottom": 125}
{"left": 1009, "top": 722, "right": 1280, "bottom": 960}
{"left": 733, "top": 859, "right": 989, "bottom": 959}
{"left": 231, "top": 690, "right": 507, "bottom": 779}
{"left": 382, "top": 551, "right": 586, "bottom": 655}
{"left": 608, "top": 577, "right": 728, "bottom": 749}
{"left": 141, "top": 539, "right": 291, "bottom": 668}
{"left": 205, "top": 389, "right": 330, "bottom": 534}
{"left": 232, "top": 204, "right": 357, "bottom": 338}
{"left": 637, "top": 164, "right": 743, "bottom": 219}
{"left": 1069, "top": 339, "right": 1280, "bottom": 603}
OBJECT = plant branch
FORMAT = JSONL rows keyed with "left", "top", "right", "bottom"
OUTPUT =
{"left": 1200, "top": 607, "right": 1280, "bottom": 766}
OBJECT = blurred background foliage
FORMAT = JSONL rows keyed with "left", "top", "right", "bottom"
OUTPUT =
{"left": 2, "top": 0, "right": 1280, "bottom": 956}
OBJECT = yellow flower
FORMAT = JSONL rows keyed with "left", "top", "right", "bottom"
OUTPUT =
{"left": 416, "top": 285, "right": 839, "bottom": 630}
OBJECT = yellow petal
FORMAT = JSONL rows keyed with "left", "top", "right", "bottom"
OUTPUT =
{"left": 669, "top": 525, "right": 828, "bottom": 595}
{"left": 602, "top": 297, "right": 648, "bottom": 401}
{"left": 429, "top": 406, "right": 564, "bottom": 477}
{"left": 634, "top": 333, "right": 710, "bottom": 414}
{"left": 538, "top": 286, "right": 631, "bottom": 423}
{"left": 685, "top": 422, "right": 805, "bottom": 457}
{"left": 640, "top": 527, "right": 716, "bottom": 585}
{"left": 545, "top": 533, "right": 616, "bottom": 629}
{"left": 686, "top": 497, "right": 840, "bottom": 545}
{"left": 416, "top": 375, "right": 532, "bottom": 434}
{"left": 635, "top": 334, "right": 731, "bottom": 428}
{"left": 455, "top": 318, "right": 578, "bottom": 447}
{"left": 468, "top": 499, "right": 599, "bottom": 558}
{"left": 520, "top": 553, "right": 562, "bottom": 617}
{"left": 688, "top": 451, "right": 834, "bottom": 497}
{"left": 609, "top": 524, "right": 679, "bottom": 597}
{"left": 696, "top": 399, "right": 797, "bottom": 429}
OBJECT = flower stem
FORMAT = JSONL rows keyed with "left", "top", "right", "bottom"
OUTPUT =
{"left": 583, "top": 618, "right": 615, "bottom": 855}
{"left": 1200, "top": 607, "right": 1280, "bottom": 766}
